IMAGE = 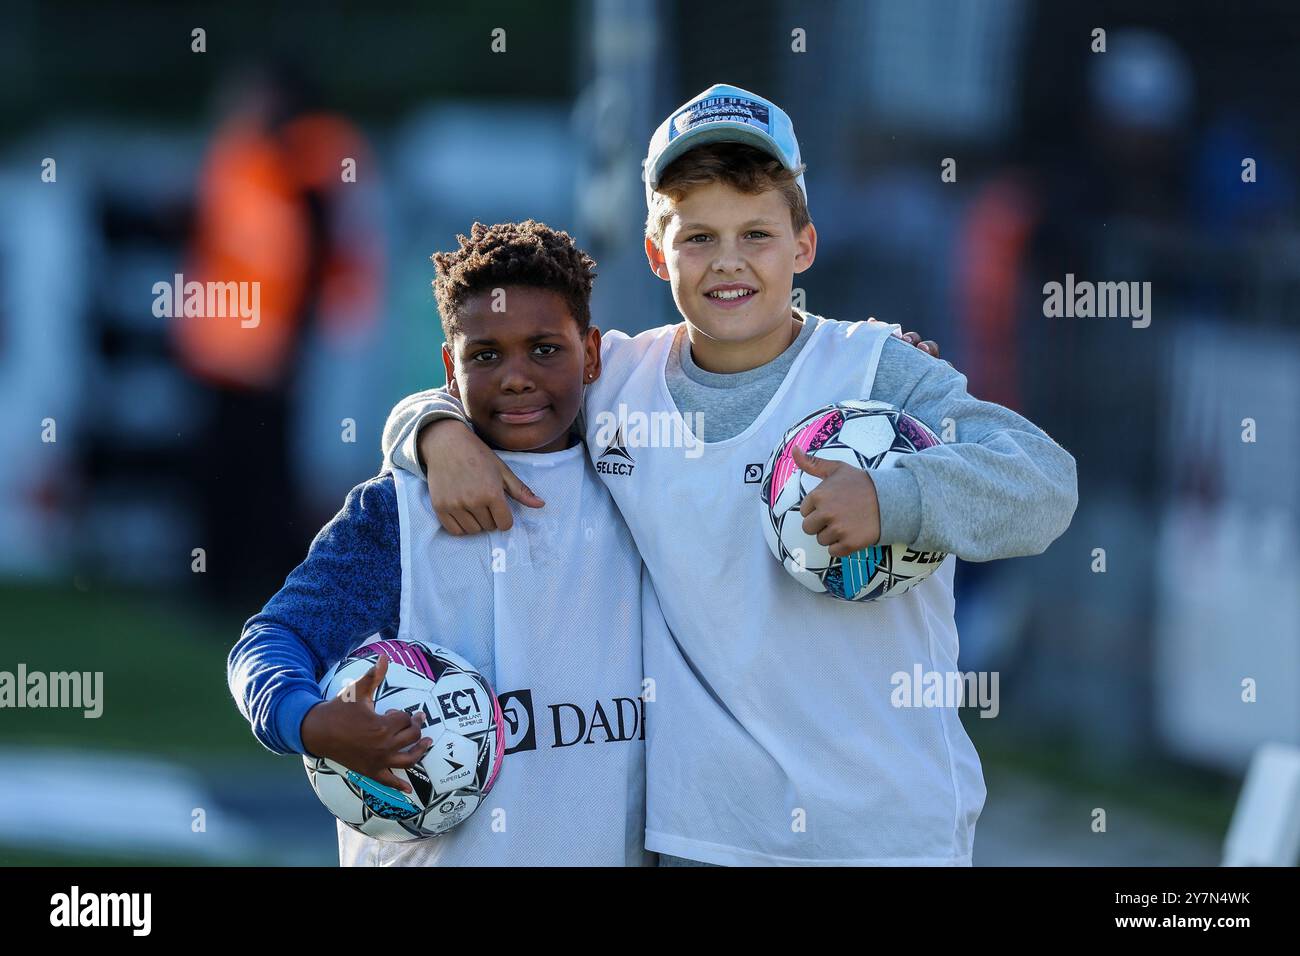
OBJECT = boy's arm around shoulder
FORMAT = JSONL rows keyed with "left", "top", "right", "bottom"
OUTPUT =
{"left": 869, "top": 336, "right": 1079, "bottom": 561}
{"left": 382, "top": 387, "right": 468, "bottom": 476}
{"left": 227, "top": 474, "right": 402, "bottom": 755}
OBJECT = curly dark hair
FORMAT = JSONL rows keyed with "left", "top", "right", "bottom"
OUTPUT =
{"left": 432, "top": 220, "right": 597, "bottom": 340}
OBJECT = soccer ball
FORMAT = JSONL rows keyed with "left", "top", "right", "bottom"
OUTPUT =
{"left": 303, "top": 638, "right": 504, "bottom": 841}
{"left": 759, "top": 400, "right": 949, "bottom": 602}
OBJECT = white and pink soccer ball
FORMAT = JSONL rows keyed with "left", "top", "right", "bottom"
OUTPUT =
{"left": 304, "top": 638, "right": 504, "bottom": 841}
{"left": 760, "top": 400, "right": 949, "bottom": 602}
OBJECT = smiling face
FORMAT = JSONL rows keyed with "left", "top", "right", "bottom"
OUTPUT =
{"left": 443, "top": 285, "right": 601, "bottom": 454}
{"left": 646, "top": 180, "right": 816, "bottom": 373}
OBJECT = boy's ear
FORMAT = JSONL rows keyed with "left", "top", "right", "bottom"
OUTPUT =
{"left": 441, "top": 342, "right": 459, "bottom": 397}
{"left": 644, "top": 237, "right": 670, "bottom": 281}
{"left": 583, "top": 326, "right": 603, "bottom": 384}
{"left": 793, "top": 222, "right": 818, "bottom": 275}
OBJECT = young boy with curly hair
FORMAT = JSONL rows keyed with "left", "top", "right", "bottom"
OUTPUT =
{"left": 229, "top": 220, "right": 657, "bottom": 866}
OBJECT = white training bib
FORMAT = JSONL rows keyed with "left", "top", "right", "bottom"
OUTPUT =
{"left": 586, "top": 316, "right": 986, "bottom": 865}
{"left": 338, "top": 445, "right": 653, "bottom": 866}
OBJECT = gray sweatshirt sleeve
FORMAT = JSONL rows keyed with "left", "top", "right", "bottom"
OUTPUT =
{"left": 868, "top": 335, "right": 1078, "bottom": 561}
{"left": 380, "top": 387, "right": 468, "bottom": 476}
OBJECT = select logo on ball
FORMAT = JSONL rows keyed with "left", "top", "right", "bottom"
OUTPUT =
{"left": 432, "top": 673, "right": 490, "bottom": 734}
{"left": 438, "top": 687, "right": 480, "bottom": 722}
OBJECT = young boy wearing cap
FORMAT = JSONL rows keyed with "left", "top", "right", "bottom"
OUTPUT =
{"left": 381, "top": 85, "right": 1078, "bottom": 865}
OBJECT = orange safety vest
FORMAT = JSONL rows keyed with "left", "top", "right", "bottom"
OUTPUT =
{"left": 955, "top": 176, "right": 1037, "bottom": 413}
{"left": 173, "top": 113, "right": 380, "bottom": 390}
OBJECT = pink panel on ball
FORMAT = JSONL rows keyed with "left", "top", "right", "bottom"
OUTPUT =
{"left": 770, "top": 409, "right": 843, "bottom": 506}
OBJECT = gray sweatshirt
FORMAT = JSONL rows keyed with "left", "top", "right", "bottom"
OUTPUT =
{"left": 381, "top": 315, "right": 1078, "bottom": 561}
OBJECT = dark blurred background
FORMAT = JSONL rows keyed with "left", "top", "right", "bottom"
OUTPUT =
{"left": 0, "top": 0, "right": 1297, "bottom": 865}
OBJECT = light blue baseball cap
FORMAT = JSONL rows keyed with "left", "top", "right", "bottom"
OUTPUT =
{"left": 643, "top": 83, "right": 807, "bottom": 210}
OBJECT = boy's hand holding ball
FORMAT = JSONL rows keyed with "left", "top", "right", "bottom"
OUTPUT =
{"left": 300, "top": 653, "right": 431, "bottom": 794}
{"left": 792, "top": 444, "right": 882, "bottom": 558}
{"left": 785, "top": 327, "right": 936, "bottom": 558}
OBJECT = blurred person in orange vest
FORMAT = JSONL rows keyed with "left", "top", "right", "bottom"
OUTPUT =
{"left": 175, "top": 62, "right": 383, "bottom": 603}
{"left": 955, "top": 28, "right": 1193, "bottom": 462}
{"left": 947, "top": 29, "right": 1194, "bottom": 675}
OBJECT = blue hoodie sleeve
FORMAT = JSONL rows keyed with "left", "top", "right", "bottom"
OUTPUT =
{"left": 227, "top": 473, "right": 402, "bottom": 756}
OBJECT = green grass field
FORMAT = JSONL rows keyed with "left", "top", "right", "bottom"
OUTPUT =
{"left": 963, "top": 714, "right": 1237, "bottom": 839}
{"left": 0, "top": 582, "right": 262, "bottom": 760}
{"left": 0, "top": 582, "right": 318, "bottom": 864}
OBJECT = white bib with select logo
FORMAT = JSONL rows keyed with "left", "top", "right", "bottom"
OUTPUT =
{"left": 585, "top": 316, "right": 985, "bottom": 865}
{"left": 337, "top": 446, "right": 653, "bottom": 866}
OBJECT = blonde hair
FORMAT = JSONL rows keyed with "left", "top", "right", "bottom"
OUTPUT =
{"left": 645, "top": 142, "right": 811, "bottom": 248}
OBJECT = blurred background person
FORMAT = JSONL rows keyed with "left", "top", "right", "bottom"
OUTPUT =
{"left": 174, "top": 62, "right": 384, "bottom": 604}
